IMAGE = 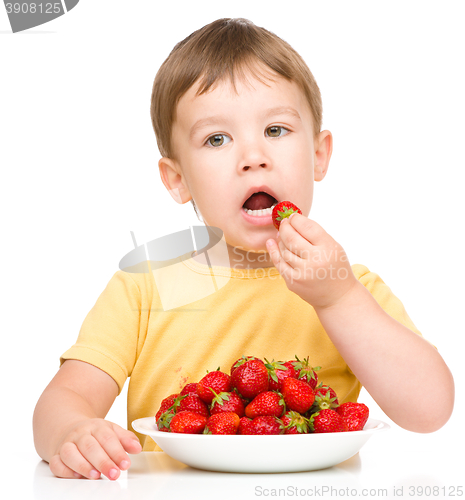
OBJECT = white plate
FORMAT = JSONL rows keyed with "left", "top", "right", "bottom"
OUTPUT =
{"left": 132, "top": 417, "right": 390, "bottom": 473}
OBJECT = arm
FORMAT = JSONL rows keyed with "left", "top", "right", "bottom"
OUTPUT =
{"left": 313, "top": 280, "right": 454, "bottom": 432}
{"left": 33, "top": 360, "right": 142, "bottom": 480}
{"left": 266, "top": 214, "right": 454, "bottom": 432}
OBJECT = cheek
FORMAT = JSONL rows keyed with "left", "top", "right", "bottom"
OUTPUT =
{"left": 279, "top": 133, "right": 314, "bottom": 164}
{"left": 288, "top": 166, "right": 314, "bottom": 214}
{"left": 188, "top": 170, "right": 225, "bottom": 208}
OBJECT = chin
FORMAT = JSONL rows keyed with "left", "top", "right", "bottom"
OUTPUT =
{"left": 241, "top": 240, "right": 270, "bottom": 255}
{"left": 249, "top": 246, "right": 269, "bottom": 253}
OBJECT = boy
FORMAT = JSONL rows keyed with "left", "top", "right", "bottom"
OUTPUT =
{"left": 33, "top": 18, "right": 454, "bottom": 481}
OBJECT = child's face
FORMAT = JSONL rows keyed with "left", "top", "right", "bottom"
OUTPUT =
{"left": 160, "top": 65, "right": 331, "bottom": 257}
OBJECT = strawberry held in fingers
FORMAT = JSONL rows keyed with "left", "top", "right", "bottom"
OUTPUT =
{"left": 272, "top": 201, "right": 302, "bottom": 230}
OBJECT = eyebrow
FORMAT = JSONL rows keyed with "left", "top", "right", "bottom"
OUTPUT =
{"left": 189, "top": 116, "right": 226, "bottom": 140}
{"left": 263, "top": 106, "right": 302, "bottom": 122}
{"left": 189, "top": 106, "right": 301, "bottom": 140}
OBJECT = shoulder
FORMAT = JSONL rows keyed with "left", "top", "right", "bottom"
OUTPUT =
{"left": 351, "top": 263, "right": 397, "bottom": 307}
{"left": 351, "top": 264, "right": 387, "bottom": 292}
{"left": 351, "top": 263, "right": 423, "bottom": 337}
{"left": 101, "top": 268, "right": 156, "bottom": 305}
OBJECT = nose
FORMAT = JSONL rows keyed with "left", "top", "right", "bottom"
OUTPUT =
{"left": 237, "top": 138, "right": 271, "bottom": 172}
{"left": 242, "top": 162, "right": 267, "bottom": 171}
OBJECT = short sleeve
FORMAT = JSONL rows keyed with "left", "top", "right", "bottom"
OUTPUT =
{"left": 60, "top": 271, "right": 141, "bottom": 394}
{"left": 352, "top": 263, "right": 423, "bottom": 337}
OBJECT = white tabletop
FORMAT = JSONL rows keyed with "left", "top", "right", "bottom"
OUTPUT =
{"left": 10, "top": 417, "right": 464, "bottom": 500}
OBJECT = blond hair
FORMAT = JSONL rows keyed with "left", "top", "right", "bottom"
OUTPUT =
{"left": 150, "top": 18, "right": 323, "bottom": 217}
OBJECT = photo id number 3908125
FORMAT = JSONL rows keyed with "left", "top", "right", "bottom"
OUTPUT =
{"left": 406, "top": 485, "right": 463, "bottom": 496}
{"left": 5, "top": 3, "right": 62, "bottom": 14}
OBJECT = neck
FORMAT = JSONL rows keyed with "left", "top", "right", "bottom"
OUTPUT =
{"left": 192, "top": 242, "right": 274, "bottom": 270}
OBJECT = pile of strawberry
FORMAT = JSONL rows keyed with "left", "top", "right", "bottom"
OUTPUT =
{"left": 155, "top": 355, "right": 369, "bottom": 435}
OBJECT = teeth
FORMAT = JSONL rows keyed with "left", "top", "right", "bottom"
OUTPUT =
{"left": 244, "top": 203, "right": 277, "bottom": 217}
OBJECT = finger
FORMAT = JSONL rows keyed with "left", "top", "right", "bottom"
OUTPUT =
{"left": 278, "top": 217, "right": 314, "bottom": 259}
{"left": 59, "top": 441, "right": 102, "bottom": 480}
{"left": 277, "top": 237, "right": 305, "bottom": 269}
{"left": 49, "top": 454, "right": 84, "bottom": 479}
{"left": 74, "top": 434, "right": 121, "bottom": 480}
{"left": 93, "top": 425, "right": 137, "bottom": 472}
{"left": 266, "top": 238, "right": 294, "bottom": 278}
{"left": 112, "top": 424, "right": 142, "bottom": 456}
{"left": 286, "top": 214, "right": 328, "bottom": 245}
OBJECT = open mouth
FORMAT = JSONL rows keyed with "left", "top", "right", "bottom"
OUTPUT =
{"left": 242, "top": 192, "right": 278, "bottom": 216}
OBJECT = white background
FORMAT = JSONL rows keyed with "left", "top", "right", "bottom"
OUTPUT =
{"left": 1, "top": 0, "right": 464, "bottom": 494}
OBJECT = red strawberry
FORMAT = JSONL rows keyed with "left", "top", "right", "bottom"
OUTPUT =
{"left": 197, "top": 369, "right": 232, "bottom": 404}
{"left": 250, "top": 416, "right": 282, "bottom": 435}
{"left": 272, "top": 201, "right": 302, "bottom": 230}
{"left": 155, "top": 393, "right": 179, "bottom": 421}
{"left": 180, "top": 383, "right": 200, "bottom": 396}
{"left": 237, "top": 417, "right": 254, "bottom": 435}
{"left": 170, "top": 411, "right": 207, "bottom": 434}
{"left": 281, "top": 377, "right": 315, "bottom": 414}
{"left": 156, "top": 408, "right": 176, "bottom": 432}
{"left": 310, "top": 409, "right": 346, "bottom": 433}
{"left": 231, "top": 358, "right": 269, "bottom": 399}
{"left": 336, "top": 402, "right": 369, "bottom": 431}
{"left": 291, "top": 356, "right": 320, "bottom": 390}
{"left": 176, "top": 394, "right": 209, "bottom": 417}
{"left": 280, "top": 410, "right": 310, "bottom": 434}
{"left": 210, "top": 391, "right": 245, "bottom": 418}
{"left": 230, "top": 355, "right": 261, "bottom": 376}
{"left": 311, "top": 384, "right": 339, "bottom": 412}
{"left": 245, "top": 391, "right": 285, "bottom": 418}
{"left": 204, "top": 412, "right": 240, "bottom": 435}
{"left": 265, "top": 359, "right": 297, "bottom": 391}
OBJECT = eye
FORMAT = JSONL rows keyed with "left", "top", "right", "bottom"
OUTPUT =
{"left": 266, "top": 126, "right": 289, "bottom": 138}
{"left": 206, "top": 134, "right": 231, "bottom": 147}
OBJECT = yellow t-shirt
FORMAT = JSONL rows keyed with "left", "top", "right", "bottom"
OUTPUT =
{"left": 60, "top": 257, "right": 422, "bottom": 451}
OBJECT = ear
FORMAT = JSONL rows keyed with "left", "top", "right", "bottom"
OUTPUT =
{"left": 158, "top": 157, "right": 192, "bottom": 204}
{"left": 314, "top": 130, "right": 333, "bottom": 182}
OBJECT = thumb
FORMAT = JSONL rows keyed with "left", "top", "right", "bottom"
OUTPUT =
{"left": 288, "top": 214, "right": 328, "bottom": 245}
